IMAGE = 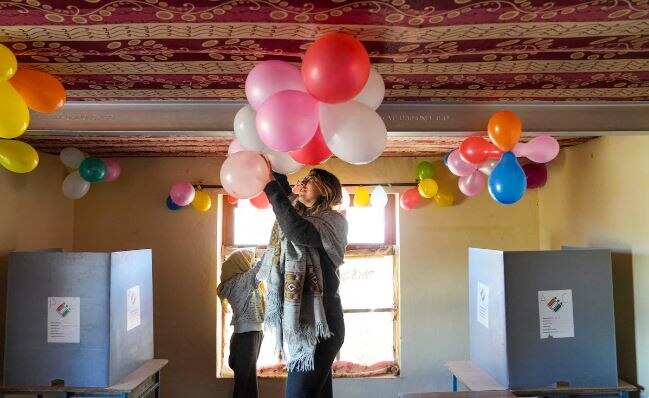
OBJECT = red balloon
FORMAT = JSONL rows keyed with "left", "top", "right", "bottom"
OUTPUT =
{"left": 459, "top": 136, "right": 503, "bottom": 164}
{"left": 302, "top": 33, "right": 370, "bottom": 104}
{"left": 523, "top": 163, "right": 548, "bottom": 189}
{"left": 400, "top": 187, "right": 425, "bottom": 210}
{"left": 289, "top": 127, "right": 332, "bottom": 165}
{"left": 226, "top": 195, "right": 238, "bottom": 205}
{"left": 250, "top": 191, "right": 270, "bottom": 209}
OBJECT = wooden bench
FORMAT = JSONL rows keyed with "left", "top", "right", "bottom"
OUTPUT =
{"left": 444, "top": 361, "right": 639, "bottom": 398}
{"left": 0, "top": 359, "right": 168, "bottom": 398}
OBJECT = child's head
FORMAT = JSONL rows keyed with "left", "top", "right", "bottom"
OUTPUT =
{"left": 220, "top": 248, "right": 256, "bottom": 283}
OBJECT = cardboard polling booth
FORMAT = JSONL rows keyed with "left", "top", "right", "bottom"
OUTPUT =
{"left": 4, "top": 249, "right": 153, "bottom": 387}
{"left": 469, "top": 248, "right": 618, "bottom": 389}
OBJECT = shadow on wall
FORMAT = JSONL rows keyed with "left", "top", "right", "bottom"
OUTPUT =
{"left": 610, "top": 250, "right": 642, "bottom": 396}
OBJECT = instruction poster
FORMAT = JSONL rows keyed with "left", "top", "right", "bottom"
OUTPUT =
{"left": 47, "top": 297, "right": 80, "bottom": 343}
{"left": 477, "top": 281, "right": 489, "bottom": 328}
{"left": 127, "top": 285, "right": 141, "bottom": 331}
{"left": 538, "top": 289, "right": 574, "bottom": 339}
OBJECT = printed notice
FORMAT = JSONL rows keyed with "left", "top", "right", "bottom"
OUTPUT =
{"left": 47, "top": 297, "right": 80, "bottom": 343}
{"left": 538, "top": 290, "right": 574, "bottom": 339}
{"left": 127, "top": 285, "right": 141, "bottom": 331}
{"left": 477, "top": 282, "right": 489, "bottom": 328}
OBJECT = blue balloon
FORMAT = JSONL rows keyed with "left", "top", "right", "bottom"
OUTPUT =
{"left": 488, "top": 152, "right": 526, "bottom": 205}
{"left": 443, "top": 152, "right": 451, "bottom": 166}
{"left": 166, "top": 196, "right": 182, "bottom": 211}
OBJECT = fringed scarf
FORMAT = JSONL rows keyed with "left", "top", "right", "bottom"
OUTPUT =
{"left": 261, "top": 209, "right": 347, "bottom": 372}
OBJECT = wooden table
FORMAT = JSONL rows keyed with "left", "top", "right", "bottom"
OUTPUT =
{"left": 444, "top": 360, "right": 639, "bottom": 398}
{"left": 0, "top": 359, "right": 168, "bottom": 398}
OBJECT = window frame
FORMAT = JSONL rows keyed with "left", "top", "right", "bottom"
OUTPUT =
{"left": 218, "top": 193, "right": 400, "bottom": 378}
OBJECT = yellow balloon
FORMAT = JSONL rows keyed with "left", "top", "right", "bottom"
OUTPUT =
{"left": 0, "top": 82, "right": 30, "bottom": 139}
{"left": 0, "top": 44, "right": 17, "bottom": 82}
{"left": 353, "top": 186, "right": 370, "bottom": 207}
{"left": 418, "top": 178, "right": 439, "bottom": 198}
{"left": 0, "top": 139, "right": 39, "bottom": 173}
{"left": 433, "top": 191, "right": 454, "bottom": 207}
{"left": 191, "top": 190, "right": 212, "bottom": 212}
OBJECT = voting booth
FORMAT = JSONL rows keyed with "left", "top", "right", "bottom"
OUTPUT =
{"left": 468, "top": 248, "right": 618, "bottom": 389}
{"left": 4, "top": 249, "right": 153, "bottom": 387}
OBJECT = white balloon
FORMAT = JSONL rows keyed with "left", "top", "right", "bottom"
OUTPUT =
{"left": 62, "top": 171, "right": 90, "bottom": 199}
{"left": 353, "top": 69, "right": 385, "bottom": 110}
{"left": 319, "top": 101, "right": 387, "bottom": 165}
{"left": 339, "top": 187, "right": 350, "bottom": 210}
{"left": 59, "top": 147, "right": 86, "bottom": 169}
{"left": 233, "top": 105, "right": 268, "bottom": 152}
{"left": 370, "top": 185, "right": 388, "bottom": 208}
{"left": 478, "top": 159, "right": 499, "bottom": 176}
{"left": 264, "top": 150, "right": 302, "bottom": 175}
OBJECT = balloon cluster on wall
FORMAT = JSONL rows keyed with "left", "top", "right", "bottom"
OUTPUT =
{"left": 446, "top": 111, "right": 559, "bottom": 205}
{"left": 166, "top": 182, "right": 212, "bottom": 212}
{"left": 221, "top": 32, "right": 387, "bottom": 200}
{"left": 400, "top": 161, "right": 456, "bottom": 210}
{"left": 0, "top": 44, "right": 67, "bottom": 174}
{"left": 60, "top": 147, "right": 121, "bottom": 199}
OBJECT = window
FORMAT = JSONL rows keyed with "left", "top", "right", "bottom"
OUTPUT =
{"left": 219, "top": 192, "right": 400, "bottom": 378}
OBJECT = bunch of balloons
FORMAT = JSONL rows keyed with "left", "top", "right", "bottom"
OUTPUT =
{"left": 446, "top": 111, "right": 560, "bottom": 205}
{"left": 166, "top": 182, "right": 212, "bottom": 212}
{"left": 221, "top": 32, "right": 387, "bottom": 200}
{"left": 60, "top": 147, "right": 121, "bottom": 199}
{"left": 400, "top": 161, "right": 455, "bottom": 210}
{"left": 0, "top": 43, "right": 66, "bottom": 174}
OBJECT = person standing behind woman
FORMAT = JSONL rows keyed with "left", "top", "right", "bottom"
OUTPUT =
{"left": 217, "top": 248, "right": 265, "bottom": 398}
{"left": 261, "top": 165, "right": 348, "bottom": 398}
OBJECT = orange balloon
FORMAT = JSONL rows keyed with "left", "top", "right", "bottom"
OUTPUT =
{"left": 487, "top": 110, "right": 522, "bottom": 151}
{"left": 9, "top": 69, "right": 66, "bottom": 113}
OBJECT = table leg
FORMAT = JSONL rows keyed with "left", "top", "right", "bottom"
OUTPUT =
{"left": 452, "top": 375, "right": 458, "bottom": 392}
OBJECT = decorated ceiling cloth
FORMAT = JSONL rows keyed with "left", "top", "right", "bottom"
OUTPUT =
{"left": 0, "top": 0, "right": 648, "bottom": 102}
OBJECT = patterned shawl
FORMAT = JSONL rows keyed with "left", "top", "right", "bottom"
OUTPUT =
{"left": 260, "top": 209, "right": 347, "bottom": 372}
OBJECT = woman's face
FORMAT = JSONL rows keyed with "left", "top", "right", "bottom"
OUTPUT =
{"left": 297, "top": 175, "right": 323, "bottom": 207}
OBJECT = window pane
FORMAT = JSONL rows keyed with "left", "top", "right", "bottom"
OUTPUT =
{"left": 345, "top": 206, "right": 385, "bottom": 244}
{"left": 233, "top": 201, "right": 276, "bottom": 246}
{"left": 339, "top": 256, "right": 394, "bottom": 310}
{"left": 339, "top": 312, "right": 394, "bottom": 365}
{"left": 257, "top": 327, "right": 281, "bottom": 368}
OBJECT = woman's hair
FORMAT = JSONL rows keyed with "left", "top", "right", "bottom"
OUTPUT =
{"left": 294, "top": 168, "right": 343, "bottom": 215}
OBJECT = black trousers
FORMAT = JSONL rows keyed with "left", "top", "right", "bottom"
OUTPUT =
{"left": 229, "top": 330, "right": 263, "bottom": 398}
{"left": 285, "top": 313, "right": 345, "bottom": 398}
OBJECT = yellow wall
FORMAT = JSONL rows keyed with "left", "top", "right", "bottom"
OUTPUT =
{"left": 72, "top": 156, "right": 540, "bottom": 397}
{"left": 4, "top": 147, "right": 645, "bottom": 398}
{"left": 0, "top": 153, "right": 74, "bottom": 378}
{"left": 538, "top": 136, "right": 649, "bottom": 398}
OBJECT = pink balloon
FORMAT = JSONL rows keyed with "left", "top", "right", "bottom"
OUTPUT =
{"left": 170, "top": 182, "right": 195, "bottom": 206}
{"left": 447, "top": 149, "right": 478, "bottom": 177}
{"left": 513, "top": 135, "right": 559, "bottom": 163}
{"left": 458, "top": 170, "right": 486, "bottom": 197}
{"left": 220, "top": 150, "right": 270, "bottom": 199}
{"left": 101, "top": 158, "right": 121, "bottom": 182}
{"left": 245, "top": 60, "right": 306, "bottom": 110}
{"left": 256, "top": 90, "right": 319, "bottom": 152}
{"left": 227, "top": 138, "right": 246, "bottom": 155}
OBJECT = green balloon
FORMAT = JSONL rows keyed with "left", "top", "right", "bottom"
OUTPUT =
{"left": 79, "top": 157, "right": 106, "bottom": 183}
{"left": 417, "top": 161, "right": 435, "bottom": 180}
